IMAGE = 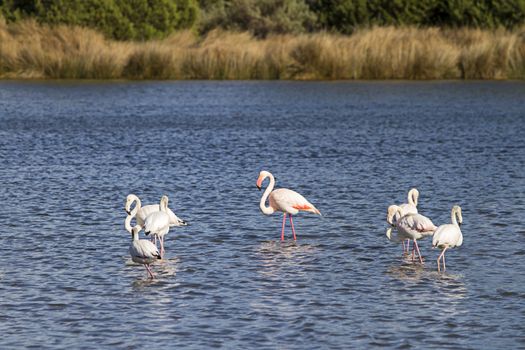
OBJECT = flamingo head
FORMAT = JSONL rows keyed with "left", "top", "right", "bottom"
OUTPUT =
{"left": 125, "top": 194, "right": 137, "bottom": 215}
{"left": 256, "top": 170, "right": 272, "bottom": 190}
{"left": 453, "top": 205, "right": 463, "bottom": 226}
{"left": 387, "top": 205, "right": 401, "bottom": 226}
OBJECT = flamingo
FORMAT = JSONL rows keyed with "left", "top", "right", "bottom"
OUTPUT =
{"left": 144, "top": 196, "right": 171, "bottom": 258}
{"left": 387, "top": 205, "right": 437, "bottom": 263}
{"left": 256, "top": 170, "right": 321, "bottom": 241}
{"left": 125, "top": 194, "right": 188, "bottom": 229}
{"left": 125, "top": 215, "right": 161, "bottom": 278}
{"left": 433, "top": 205, "right": 463, "bottom": 272}
{"left": 388, "top": 188, "right": 420, "bottom": 254}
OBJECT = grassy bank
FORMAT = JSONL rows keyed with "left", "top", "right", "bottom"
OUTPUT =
{"left": 1, "top": 19, "right": 524, "bottom": 80}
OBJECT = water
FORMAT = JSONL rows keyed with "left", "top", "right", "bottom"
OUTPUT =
{"left": 0, "top": 81, "right": 524, "bottom": 349}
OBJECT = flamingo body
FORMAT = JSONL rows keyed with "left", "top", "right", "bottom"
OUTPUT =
{"left": 396, "top": 213, "right": 437, "bottom": 240}
{"left": 433, "top": 225, "right": 463, "bottom": 249}
{"left": 129, "top": 237, "right": 161, "bottom": 266}
{"left": 269, "top": 188, "right": 320, "bottom": 215}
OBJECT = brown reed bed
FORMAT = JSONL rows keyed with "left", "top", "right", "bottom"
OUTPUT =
{"left": 1, "top": 18, "right": 524, "bottom": 80}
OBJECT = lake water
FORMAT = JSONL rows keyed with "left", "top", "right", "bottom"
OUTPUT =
{"left": 0, "top": 81, "right": 524, "bottom": 349}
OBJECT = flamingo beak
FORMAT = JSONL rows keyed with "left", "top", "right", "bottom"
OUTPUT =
{"left": 256, "top": 185, "right": 261, "bottom": 190}
{"left": 125, "top": 209, "right": 131, "bottom": 215}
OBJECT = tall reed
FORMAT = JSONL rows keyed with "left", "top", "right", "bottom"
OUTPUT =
{"left": 1, "top": 18, "right": 524, "bottom": 80}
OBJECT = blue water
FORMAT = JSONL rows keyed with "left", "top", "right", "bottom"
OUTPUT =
{"left": 0, "top": 81, "right": 524, "bottom": 349}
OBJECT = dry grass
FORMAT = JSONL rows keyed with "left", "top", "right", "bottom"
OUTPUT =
{"left": 1, "top": 19, "right": 524, "bottom": 79}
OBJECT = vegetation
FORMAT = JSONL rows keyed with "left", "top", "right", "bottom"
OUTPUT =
{"left": 0, "top": 0, "right": 524, "bottom": 79}
{"left": 0, "top": 0, "right": 199, "bottom": 40}
{"left": 1, "top": 18, "right": 524, "bottom": 80}
{"left": 1, "top": 0, "right": 524, "bottom": 39}
{"left": 308, "top": 0, "right": 525, "bottom": 34}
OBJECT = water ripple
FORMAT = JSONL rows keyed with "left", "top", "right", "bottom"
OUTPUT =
{"left": 0, "top": 81, "right": 524, "bottom": 348}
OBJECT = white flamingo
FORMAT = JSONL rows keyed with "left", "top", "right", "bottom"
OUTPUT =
{"left": 389, "top": 188, "right": 419, "bottom": 253}
{"left": 256, "top": 170, "right": 321, "bottom": 241}
{"left": 125, "top": 215, "right": 161, "bottom": 278}
{"left": 433, "top": 205, "right": 463, "bottom": 272}
{"left": 125, "top": 193, "right": 187, "bottom": 229}
{"left": 387, "top": 205, "right": 437, "bottom": 263}
{"left": 144, "top": 196, "right": 171, "bottom": 258}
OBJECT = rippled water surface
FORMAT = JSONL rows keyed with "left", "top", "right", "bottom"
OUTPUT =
{"left": 0, "top": 81, "right": 524, "bottom": 349}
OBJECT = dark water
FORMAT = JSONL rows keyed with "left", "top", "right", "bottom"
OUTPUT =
{"left": 0, "top": 81, "right": 524, "bottom": 349}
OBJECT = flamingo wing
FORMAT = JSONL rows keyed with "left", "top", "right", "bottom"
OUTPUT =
{"left": 399, "top": 214, "right": 436, "bottom": 237}
{"left": 270, "top": 188, "right": 320, "bottom": 215}
{"left": 167, "top": 208, "right": 188, "bottom": 226}
{"left": 144, "top": 211, "right": 170, "bottom": 234}
{"left": 433, "top": 224, "right": 462, "bottom": 248}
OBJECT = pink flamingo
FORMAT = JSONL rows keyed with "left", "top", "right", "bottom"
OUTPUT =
{"left": 390, "top": 188, "right": 420, "bottom": 254}
{"left": 387, "top": 205, "right": 436, "bottom": 263}
{"left": 256, "top": 170, "right": 321, "bottom": 241}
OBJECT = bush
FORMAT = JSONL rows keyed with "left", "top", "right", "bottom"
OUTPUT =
{"left": 198, "top": 0, "right": 317, "bottom": 37}
{"left": 0, "top": 0, "right": 199, "bottom": 40}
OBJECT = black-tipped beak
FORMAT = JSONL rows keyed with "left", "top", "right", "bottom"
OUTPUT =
{"left": 125, "top": 209, "right": 131, "bottom": 215}
{"left": 256, "top": 185, "right": 261, "bottom": 191}
{"left": 458, "top": 222, "right": 462, "bottom": 227}
{"left": 182, "top": 221, "right": 189, "bottom": 226}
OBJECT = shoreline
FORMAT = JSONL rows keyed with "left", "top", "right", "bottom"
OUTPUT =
{"left": 1, "top": 21, "right": 524, "bottom": 80}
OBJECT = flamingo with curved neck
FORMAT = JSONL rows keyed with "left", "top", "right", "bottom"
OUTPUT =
{"left": 125, "top": 215, "right": 161, "bottom": 278}
{"left": 387, "top": 204, "right": 436, "bottom": 263}
{"left": 256, "top": 170, "right": 321, "bottom": 241}
{"left": 432, "top": 205, "right": 463, "bottom": 272}
{"left": 143, "top": 196, "right": 171, "bottom": 258}
{"left": 389, "top": 188, "right": 420, "bottom": 254}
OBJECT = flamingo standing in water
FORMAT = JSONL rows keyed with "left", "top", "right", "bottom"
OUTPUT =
{"left": 144, "top": 196, "right": 171, "bottom": 258}
{"left": 256, "top": 170, "right": 321, "bottom": 241}
{"left": 387, "top": 205, "right": 436, "bottom": 263}
{"left": 388, "top": 188, "right": 420, "bottom": 253}
{"left": 433, "top": 205, "right": 463, "bottom": 272}
{"left": 125, "top": 215, "right": 161, "bottom": 278}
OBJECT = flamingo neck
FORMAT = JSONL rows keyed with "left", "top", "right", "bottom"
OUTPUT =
{"left": 125, "top": 215, "right": 133, "bottom": 233}
{"left": 451, "top": 208, "right": 459, "bottom": 226}
{"left": 128, "top": 195, "right": 141, "bottom": 217}
{"left": 259, "top": 174, "right": 275, "bottom": 215}
{"left": 160, "top": 199, "right": 168, "bottom": 212}
{"left": 408, "top": 189, "right": 418, "bottom": 206}
{"left": 131, "top": 229, "right": 139, "bottom": 241}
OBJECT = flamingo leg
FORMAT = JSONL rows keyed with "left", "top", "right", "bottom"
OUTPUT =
{"left": 437, "top": 247, "right": 448, "bottom": 272}
{"left": 145, "top": 264, "right": 155, "bottom": 279}
{"left": 402, "top": 240, "right": 406, "bottom": 253}
{"left": 281, "top": 213, "right": 286, "bottom": 241}
{"left": 289, "top": 215, "right": 297, "bottom": 241}
{"left": 160, "top": 236, "right": 165, "bottom": 258}
{"left": 406, "top": 239, "right": 411, "bottom": 253}
{"left": 413, "top": 240, "right": 424, "bottom": 264}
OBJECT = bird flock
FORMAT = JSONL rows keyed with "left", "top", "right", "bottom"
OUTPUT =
{"left": 125, "top": 170, "right": 463, "bottom": 278}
